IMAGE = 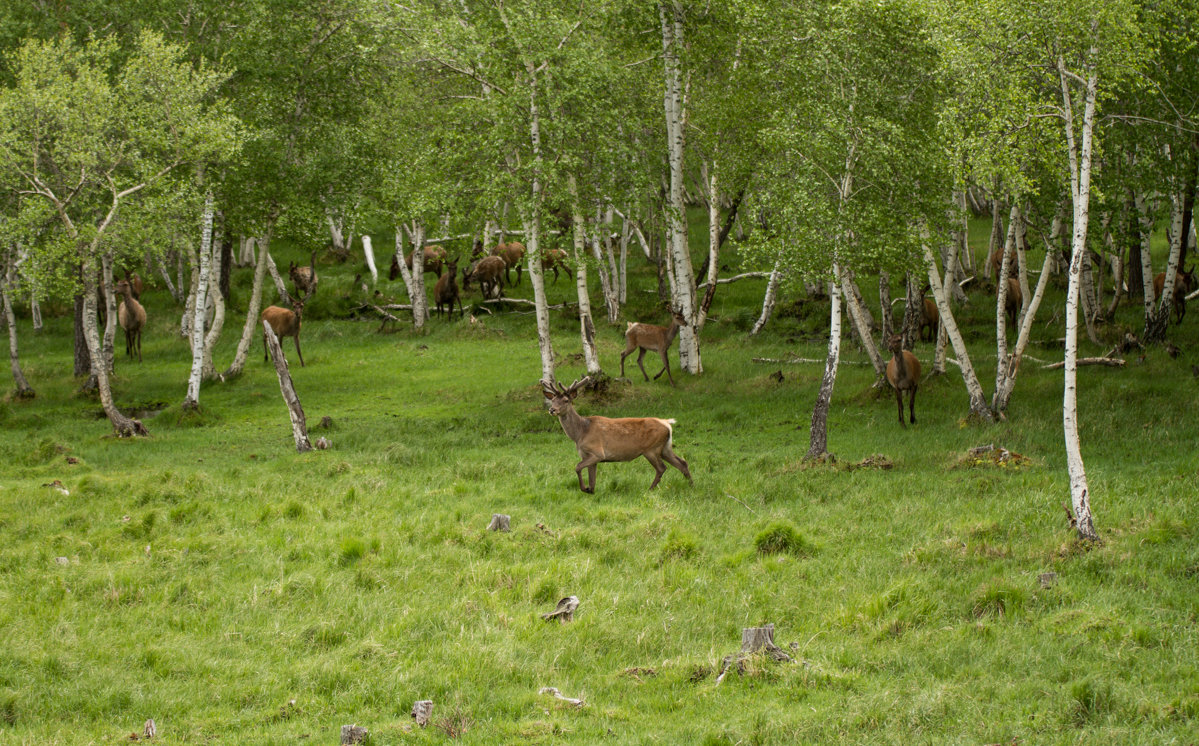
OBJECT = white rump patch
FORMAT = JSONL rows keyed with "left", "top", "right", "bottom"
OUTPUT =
{"left": 655, "top": 418, "right": 676, "bottom": 442}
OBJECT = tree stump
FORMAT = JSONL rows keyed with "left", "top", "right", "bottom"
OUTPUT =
{"left": 339, "top": 724, "right": 368, "bottom": 744}
{"left": 263, "top": 321, "right": 311, "bottom": 453}
{"left": 541, "top": 596, "right": 579, "bottom": 623}
{"left": 740, "top": 624, "right": 794, "bottom": 662}
{"left": 411, "top": 700, "right": 433, "bottom": 728}
{"left": 487, "top": 514, "right": 510, "bottom": 532}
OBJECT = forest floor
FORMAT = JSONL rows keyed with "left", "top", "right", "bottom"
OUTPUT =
{"left": 1, "top": 226, "right": 1197, "bottom": 744}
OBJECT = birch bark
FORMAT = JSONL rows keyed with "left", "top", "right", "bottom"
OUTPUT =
{"left": 2, "top": 257, "right": 34, "bottom": 398}
{"left": 221, "top": 226, "right": 273, "bottom": 381}
{"left": 184, "top": 192, "right": 215, "bottom": 409}
{"left": 569, "top": 176, "right": 603, "bottom": 376}
{"left": 1059, "top": 52, "right": 1099, "bottom": 541}
{"left": 805, "top": 267, "right": 842, "bottom": 461}
{"left": 922, "top": 239, "right": 992, "bottom": 421}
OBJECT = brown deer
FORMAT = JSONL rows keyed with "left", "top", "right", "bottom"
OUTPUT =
{"left": 885, "top": 334, "right": 921, "bottom": 428}
{"left": 463, "top": 255, "right": 505, "bottom": 299}
{"left": 262, "top": 296, "right": 305, "bottom": 367}
{"left": 289, "top": 252, "right": 318, "bottom": 300}
{"left": 115, "top": 278, "right": 146, "bottom": 362}
{"left": 123, "top": 269, "right": 144, "bottom": 300}
{"left": 1153, "top": 266, "right": 1195, "bottom": 324}
{"left": 1003, "top": 277, "right": 1022, "bottom": 328}
{"left": 491, "top": 241, "right": 526, "bottom": 286}
{"left": 542, "top": 248, "right": 573, "bottom": 284}
{"left": 405, "top": 245, "right": 447, "bottom": 278}
{"left": 542, "top": 377, "right": 692, "bottom": 493}
{"left": 620, "top": 310, "right": 687, "bottom": 386}
{"left": 919, "top": 297, "right": 938, "bottom": 342}
{"left": 434, "top": 257, "right": 463, "bottom": 319}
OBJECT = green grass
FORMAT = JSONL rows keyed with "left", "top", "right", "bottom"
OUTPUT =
{"left": 0, "top": 218, "right": 1197, "bottom": 743}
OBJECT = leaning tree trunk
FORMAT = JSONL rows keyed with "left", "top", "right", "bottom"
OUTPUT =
{"left": 922, "top": 237, "right": 993, "bottom": 421}
{"left": 221, "top": 225, "right": 273, "bottom": 381}
{"left": 569, "top": 176, "right": 603, "bottom": 377}
{"left": 995, "top": 207, "right": 1018, "bottom": 397}
{"left": 1146, "top": 188, "right": 1187, "bottom": 342}
{"left": 396, "top": 224, "right": 427, "bottom": 330}
{"left": 661, "top": 1, "right": 701, "bottom": 375}
{"left": 81, "top": 257, "right": 146, "bottom": 436}
{"left": 184, "top": 192, "right": 216, "bottom": 410}
{"left": 588, "top": 204, "right": 619, "bottom": 324}
{"left": 201, "top": 221, "right": 227, "bottom": 382}
{"left": 1, "top": 264, "right": 34, "bottom": 398}
{"left": 806, "top": 265, "right": 843, "bottom": 461}
{"left": 1135, "top": 192, "right": 1157, "bottom": 330}
{"left": 840, "top": 269, "right": 885, "bottom": 378}
{"left": 362, "top": 234, "right": 378, "bottom": 286}
{"left": 750, "top": 257, "right": 784, "bottom": 336}
{"left": 263, "top": 321, "right": 311, "bottom": 453}
{"left": 1059, "top": 52, "right": 1099, "bottom": 542}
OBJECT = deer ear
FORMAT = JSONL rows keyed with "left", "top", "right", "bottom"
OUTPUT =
{"left": 542, "top": 388, "right": 555, "bottom": 400}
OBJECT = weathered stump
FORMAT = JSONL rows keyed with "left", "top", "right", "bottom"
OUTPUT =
{"left": 541, "top": 596, "right": 579, "bottom": 623}
{"left": 740, "top": 624, "right": 794, "bottom": 662}
{"left": 487, "top": 514, "right": 510, "bottom": 532}
{"left": 263, "top": 321, "right": 311, "bottom": 453}
{"left": 411, "top": 700, "right": 433, "bottom": 728}
{"left": 339, "top": 724, "right": 368, "bottom": 744}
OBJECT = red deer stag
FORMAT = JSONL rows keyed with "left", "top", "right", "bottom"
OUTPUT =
{"left": 463, "top": 255, "right": 505, "bottom": 299}
{"left": 491, "top": 241, "right": 525, "bottom": 286}
{"left": 289, "top": 252, "right": 318, "bottom": 300}
{"left": 620, "top": 310, "right": 687, "bottom": 386}
{"left": 542, "top": 377, "right": 692, "bottom": 493}
{"left": 434, "top": 257, "right": 463, "bottom": 319}
{"left": 115, "top": 278, "right": 146, "bottom": 362}
{"left": 262, "top": 296, "right": 306, "bottom": 367}
{"left": 1153, "top": 266, "right": 1195, "bottom": 324}
{"left": 885, "top": 334, "right": 921, "bottom": 428}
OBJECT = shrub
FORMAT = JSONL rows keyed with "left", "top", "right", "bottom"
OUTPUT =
{"left": 754, "top": 521, "right": 813, "bottom": 557}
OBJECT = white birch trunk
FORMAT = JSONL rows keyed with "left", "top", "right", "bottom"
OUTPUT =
{"left": 100, "top": 254, "right": 117, "bottom": 372}
{"left": 619, "top": 213, "right": 631, "bottom": 304}
{"left": 82, "top": 256, "right": 145, "bottom": 436}
{"left": 265, "top": 249, "right": 290, "bottom": 303}
{"left": 526, "top": 70, "right": 555, "bottom": 385}
{"left": 805, "top": 266, "right": 843, "bottom": 460}
{"left": 994, "top": 206, "right": 1018, "bottom": 397}
{"left": 922, "top": 238, "right": 992, "bottom": 421}
{"left": 362, "top": 235, "right": 378, "bottom": 286}
{"left": 184, "top": 193, "right": 215, "bottom": 408}
{"left": 181, "top": 242, "right": 198, "bottom": 339}
{"left": 660, "top": 1, "right": 701, "bottom": 374}
{"left": 1157, "top": 189, "right": 1187, "bottom": 322}
{"left": 750, "top": 257, "right": 785, "bottom": 336}
{"left": 2, "top": 258, "right": 33, "bottom": 397}
{"left": 221, "top": 227, "right": 272, "bottom": 381}
{"left": 992, "top": 248, "right": 1055, "bottom": 414}
{"left": 30, "top": 297, "right": 42, "bottom": 331}
{"left": 695, "top": 167, "right": 721, "bottom": 332}
{"left": 587, "top": 203, "right": 619, "bottom": 324}
{"left": 201, "top": 226, "right": 226, "bottom": 382}
{"left": 569, "top": 177, "right": 602, "bottom": 376}
{"left": 840, "top": 271, "right": 885, "bottom": 377}
{"left": 1059, "top": 53, "right": 1099, "bottom": 542}
{"left": 263, "top": 321, "right": 311, "bottom": 453}
{"left": 1135, "top": 193, "right": 1157, "bottom": 324}
{"left": 403, "top": 223, "right": 428, "bottom": 328}
{"left": 1014, "top": 206, "right": 1031, "bottom": 307}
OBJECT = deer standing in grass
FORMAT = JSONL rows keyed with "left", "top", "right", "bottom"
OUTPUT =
{"left": 620, "top": 310, "right": 687, "bottom": 386}
{"left": 434, "top": 257, "right": 463, "bottom": 319}
{"left": 543, "top": 377, "right": 692, "bottom": 493}
{"left": 115, "top": 278, "right": 146, "bottom": 362}
{"left": 885, "top": 334, "right": 920, "bottom": 428}
{"left": 262, "top": 296, "right": 305, "bottom": 367}
{"left": 289, "top": 251, "right": 318, "bottom": 300}
{"left": 1153, "top": 266, "right": 1195, "bottom": 324}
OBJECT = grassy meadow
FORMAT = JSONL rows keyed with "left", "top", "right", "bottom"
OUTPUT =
{"left": 1, "top": 223, "right": 1198, "bottom": 744}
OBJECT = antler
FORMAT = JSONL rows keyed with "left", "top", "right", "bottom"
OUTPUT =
{"left": 564, "top": 377, "right": 591, "bottom": 395}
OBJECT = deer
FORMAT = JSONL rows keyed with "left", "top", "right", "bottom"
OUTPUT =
{"left": 115, "top": 278, "right": 146, "bottom": 362}
{"left": 919, "top": 296, "right": 938, "bottom": 342}
{"left": 463, "top": 255, "right": 505, "bottom": 299}
{"left": 885, "top": 334, "right": 920, "bottom": 428}
{"left": 542, "top": 377, "right": 692, "bottom": 493}
{"left": 1003, "top": 277, "right": 1022, "bottom": 329}
{"left": 123, "top": 269, "right": 144, "bottom": 300}
{"left": 406, "top": 244, "right": 447, "bottom": 278}
{"left": 289, "top": 251, "right": 318, "bottom": 300}
{"left": 491, "top": 241, "right": 525, "bottom": 286}
{"left": 620, "top": 310, "right": 687, "bottom": 386}
{"left": 1153, "top": 266, "right": 1196, "bottom": 324}
{"left": 542, "top": 248, "right": 573, "bottom": 284}
{"left": 434, "top": 257, "right": 463, "bottom": 319}
{"left": 262, "top": 296, "right": 306, "bottom": 367}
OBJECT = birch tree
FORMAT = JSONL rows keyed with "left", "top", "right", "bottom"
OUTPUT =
{"left": 0, "top": 33, "right": 237, "bottom": 436}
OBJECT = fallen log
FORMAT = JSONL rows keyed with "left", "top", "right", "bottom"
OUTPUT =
{"left": 1040, "top": 355, "right": 1122, "bottom": 369}
{"left": 715, "top": 271, "right": 771, "bottom": 284}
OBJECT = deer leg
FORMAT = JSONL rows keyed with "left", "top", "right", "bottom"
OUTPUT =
{"left": 645, "top": 453, "right": 667, "bottom": 489}
{"left": 136, "top": 330, "right": 142, "bottom": 363}
{"left": 895, "top": 389, "right": 906, "bottom": 428}
{"left": 263, "top": 332, "right": 269, "bottom": 362}
{"left": 908, "top": 387, "right": 917, "bottom": 424}
{"left": 516, "top": 266, "right": 523, "bottom": 286}
{"left": 636, "top": 349, "right": 650, "bottom": 381}
{"left": 653, "top": 349, "right": 675, "bottom": 386}
{"left": 620, "top": 347, "right": 632, "bottom": 378}
{"left": 663, "top": 448, "right": 692, "bottom": 484}
{"left": 294, "top": 335, "right": 305, "bottom": 367}
{"left": 576, "top": 454, "right": 600, "bottom": 493}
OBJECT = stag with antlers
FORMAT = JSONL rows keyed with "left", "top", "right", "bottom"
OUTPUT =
{"left": 542, "top": 377, "right": 693, "bottom": 493}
